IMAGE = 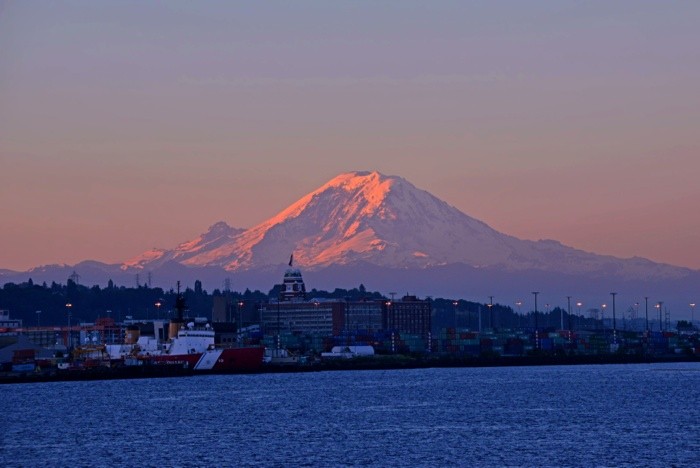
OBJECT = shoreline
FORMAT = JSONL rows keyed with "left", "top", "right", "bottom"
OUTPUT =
{"left": 2, "top": 353, "right": 697, "bottom": 384}
{"left": 257, "top": 353, "right": 699, "bottom": 374}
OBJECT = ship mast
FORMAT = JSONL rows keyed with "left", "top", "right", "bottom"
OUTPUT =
{"left": 169, "top": 280, "right": 187, "bottom": 340}
{"left": 175, "top": 280, "right": 186, "bottom": 322}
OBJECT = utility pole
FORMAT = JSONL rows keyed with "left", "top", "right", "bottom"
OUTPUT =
{"left": 277, "top": 299, "right": 281, "bottom": 350}
{"left": 478, "top": 305, "right": 482, "bottom": 333}
{"left": 532, "top": 292, "right": 539, "bottom": 349}
{"left": 611, "top": 292, "right": 617, "bottom": 344}
{"left": 452, "top": 300, "right": 458, "bottom": 330}
{"left": 644, "top": 297, "right": 649, "bottom": 332}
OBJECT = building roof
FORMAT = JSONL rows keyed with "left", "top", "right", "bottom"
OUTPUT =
{"left": 0, "top": 335, "right": 56, "bottom": 363}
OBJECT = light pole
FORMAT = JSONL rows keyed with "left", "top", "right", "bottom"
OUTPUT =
{"left": 690, "top": 303, "right": 696, "bottom": 327}
{"left": 276, "top": 299, "right": 281, "bottom": 350}
{"left": 36, "top": 310, "right": 41, "bottom": 328}
{"left": 386, "top": 300, "right": 394, "bottom": 352}
{"left": 478, "top": 305, "right": 482, "bottom": 333}
{"left": 656, "top": 302, "right": 663, "bottom": 332}
{"left": 576, "top": 302, "right": 582, "bottom": 330}
{"left": 645, "top": 297, "right": 649, "bottom": 332}
{"left": 65, "top": 303, "right": 73, "bottom": 348}
{"left": 155, "top": 301, "right": 162, "bottom": 319}
{"left": 238, "top": 300, "right": 244, "bottom": 341}
{"left": 453, "top": 300, "right": 458, "bottom": 330}
{"left": 488, "top": 296, "right": 494, "bottom": 330}
{"left": 566, "top": 296, "right": 571, "bottom": 331}
{"left": 610, "top": 292, "right": 617, "bottom": 344}
{"left": 516, "top": 301, "right": 523, "bottom": 329}
{"left": 531, "top": 292, "right": 539, "bottom": 349}
{"left": 601, "top": 304, "right": 607, "bottom": 333}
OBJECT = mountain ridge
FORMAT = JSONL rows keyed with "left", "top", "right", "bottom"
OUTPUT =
{"left": 118, "top": 171, "right": 694, "bottom": 281}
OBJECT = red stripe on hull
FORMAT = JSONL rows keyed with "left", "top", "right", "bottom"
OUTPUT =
{"left": 211, "top": 347, "right": 264, "bottom": 371}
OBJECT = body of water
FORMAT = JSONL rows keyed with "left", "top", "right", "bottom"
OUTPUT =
{"left": 1, "top": 363, "right": 699, "bottom": 466}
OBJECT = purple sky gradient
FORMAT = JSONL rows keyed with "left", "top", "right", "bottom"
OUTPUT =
{"left": 1, "top": 1, "right": 699, "bottom": 271}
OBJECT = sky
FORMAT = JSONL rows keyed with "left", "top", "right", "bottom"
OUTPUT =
{"left": 1, "top": 1, "right": 699, "bottom": 271}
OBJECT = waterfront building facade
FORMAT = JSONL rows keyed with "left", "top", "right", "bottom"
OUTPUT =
{"left": 383, "top": 296, "right": 432, "bottom": 340}
{"left": 260, "top": 301, "right": 344, "bottom": 336}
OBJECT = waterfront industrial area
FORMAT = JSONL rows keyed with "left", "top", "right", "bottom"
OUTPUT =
{"left": 1, "top": 266, "right": 699, "bottom": 383}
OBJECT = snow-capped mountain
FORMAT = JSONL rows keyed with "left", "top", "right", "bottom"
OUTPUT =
{"left": 3, "top": 171, "right": 698, "bottom": 315}
{"left": 121, "top": 171, "right": 691, "bottom": 281}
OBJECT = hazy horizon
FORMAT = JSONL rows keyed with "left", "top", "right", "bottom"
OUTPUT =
{"left": 2, "top": 2, "right": 699, "bottom": 271}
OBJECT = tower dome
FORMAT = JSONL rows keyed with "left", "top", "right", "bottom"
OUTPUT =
{"left": 280, "top": 268, "right": 306, "bottom": 301}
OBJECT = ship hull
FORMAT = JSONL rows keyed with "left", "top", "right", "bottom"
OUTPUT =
{"left": 144, "top": 347, "right": 264, "bottom": 372}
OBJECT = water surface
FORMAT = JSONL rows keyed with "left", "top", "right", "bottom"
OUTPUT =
{"left": 2, "top": 363, "right": 699, "bottom": 466}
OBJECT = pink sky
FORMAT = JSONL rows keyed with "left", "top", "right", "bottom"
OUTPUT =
{"left": 1, "top": 2, "right": 699, "bottom": 271}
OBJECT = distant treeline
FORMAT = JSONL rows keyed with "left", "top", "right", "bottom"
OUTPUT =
{"left": 1, "top": 278, "right": 597, "bottom": 331}
{"left": 0, "top": 279, "right": 391, "bottom": 326}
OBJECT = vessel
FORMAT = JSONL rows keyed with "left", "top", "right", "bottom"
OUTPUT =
{"left": 105, "top": 283, "right": 263, "bottom": 372}
{"left": 263, "top": 347, "right": 304, "bottom": 365}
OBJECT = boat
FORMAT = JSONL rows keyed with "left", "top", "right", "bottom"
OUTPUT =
{"left": 263, "top": 347, "right": 304, "bottom": 365}
{"left": 321, "top": 345, "right": 375, "bottom": 359}
{"left": 105, "top": 284, "right": 263, "bottom": 373}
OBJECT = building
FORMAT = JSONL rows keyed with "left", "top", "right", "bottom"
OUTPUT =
{"left": 261, "top": 267, "right": 336, "bottom": 335}
{"left": 342, "top": 300, "right": 383, "bottom": 334}
{"left": 280, "top": 267, "right": 306, "bottom": 301}
{"left": 260, "top": 300, "right": 344, "bottom": 336}
{"left": 212, "top": 296, "right": 231, "bottom": 323}
{"left": 212, "top": 296, "right": 251, "bottom": 325}
{"left": 383, "top": 295, "right": 432, "bottom": 340}
{"left": 260, "top": 267, "right": 430, "bottom": 342}
{"left": 0, "top": 310, "right": 22, "bottom": 329}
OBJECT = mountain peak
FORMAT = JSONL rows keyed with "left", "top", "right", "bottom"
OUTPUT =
{"left": 325, "top": 170, "right": 393, "bottom": 187}
{"left": 206, "top": 221, "right": 235, "bottom": 234}
{"left": 321, "top": 171, "right": 405, "bottom": 200}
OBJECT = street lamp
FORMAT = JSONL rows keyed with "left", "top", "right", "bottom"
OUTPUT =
{"left": 601, "top": 304, "right": 607, "bottom": 332}
{"left": 452, "top": 300, "right": 458, "bottom": 330}
{"left": 531, "top": 292, "right": 539, "bottom": 349}
{"left": 645, "top": 297, "right": 649, "bottom": 332}
{"left": 36, "top": 310, "right": 41, "bottom": 328}
{"left": 488, "top": 296, "right": 494, "bottom": 330}
{"left": 155, "top": 301, "right": 162, "bottom": 319}
{"left": 576, "top": 302, "right": 582, "bottom": 330}
{"left": 690, "top": 303, "right": 696, "bottom": 327}
{"left": 65, "top": 303, "right": 73, "bottom": 348}
{"left": 610, "top": 292, "right": 617, "bottom": 344}
{"left": 656, "top": 302, "right": 663, "bottom": 332}
{"left": 515, "top": 301, "right": 523, "bottom": 329}
{"left": 238, "top": 301, "right": 244, "bottom": 341}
